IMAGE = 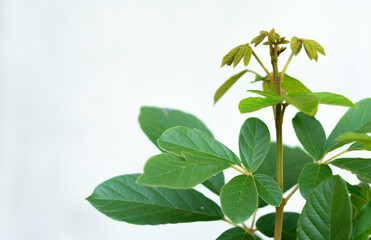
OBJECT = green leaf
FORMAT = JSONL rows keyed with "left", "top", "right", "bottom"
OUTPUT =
{"left": 138, "top": 106, "right": 213, "bottom": 148}
{"left": 331, "top": 158, "right": 371, "bottom": 183}
{"left": 214, "top": 70, "right": 248, "bottom": 104}
{"left": 283, "top": 92, "right": 321, "bottom": 116}
{"left": 243, "top": 48, "right": 252, "bottom": 67}
{"left": 239, "top": 118, "right": 271, "bottom": 171}
{"left": 256, "top": 212, "right": 300, "bottom": 240}
{"left": 158, "top": 126, "right": 240, "bottom": 165}
{"left": 349, "top": 142, "right": 366, "bottom": 151}
{"left": 268, "top": 28, "right": 275, "bottom": 43}
{"left": 309, "top": 40, "right": 326, "bottom": 56}
{"left": 298, "top": 163, "right": 332, "bottom": 199}
{"left": 251, "top": 34, "right": 266, "bottom": 47}
{"left": 311, "top": 92, "right": 356, "bottom": 108}
{"left": 303, "top": 39, "right": 318, "bottom": 61}
{"left": 221, "top": 45, "right": 242, "bottom": 68}
{"left": 355, "top": 121, "right": 371, "bottom": 133}
{"left": 202, "top": 172, "right": 225, "bottom": 195}
{"left": 137, "top": 153, "right": 230, "bottom": 189}
{"left": 247, "top": 90, "right": 281, "bottom": 99}
{"left": 239, "top": 97, "right": 281, "bottom": 113}
{"left": 216, "top": 227, "right": 255, "bottom": 240}
{"left": 87, "top": 174, "right": 224, "bottom": 225}
{"left": 250, "top": 74, "right": 266, "bottom": 84}
{"left": 292, "top": 112, "right": 326, "bottom": 160}
{"left": 336, "top": 132, "right": 371, "bottom": 145}
{"left": 325, "top": 98, "right": 371, "bottom": 152}
{"left": 290, "top": 37, "right": 302, "bottom": 56}
{"left": 351, "top": 185, "right": 370, "bottom": 217}
{"left": 234, "top": 48, "right": 246, "bottom": 68}
{"left": 220, "top": 175, "right": 258, "bottom": 223}
{"left": 352, "top": 202, "right": 371, "bottom": 239}
{"left": 254, "top": 174, "right": 282, "bottom": 206}
{"left": 281, "top": 74, "right": 311, "bottom": 94}
{"left": 297, "top": 176, "right": 352, "bottom": 240}
{"left": 255, "top": 142, "right": 313, "bottom": 193}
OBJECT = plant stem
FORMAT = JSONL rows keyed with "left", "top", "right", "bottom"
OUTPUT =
{"left": 284, "top": 185, "right": 299, "bottom": 204}
{"left": 322, "top": 148, "right": 350, "bottom": 164}
{"left": 251, "top": 49, "right": 273, "bottom": 80}
{"left": 222, "top": 218, "right": 240, "bottom": 228}
{"left": 246, "top": 69, "right": 262, "bottom": 76}
{"left": 280, "top": 41, "right": 301, "bottom": 78}
{"left": 250, "top": 209, "right": 258, "bottom": 229}
{"left": 272, "top": 43, "right": 284, "bottom": 240}
{"left": 231, "top": 165, "right": 246, "bottom": 174}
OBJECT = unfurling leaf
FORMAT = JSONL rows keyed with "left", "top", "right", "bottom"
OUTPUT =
{"left": 303, "top": 39, "right": 318, "bottom": 61}
{"left": 309, "top": 40, "right": 326, "bottom": 56}
{"left": 290, "top": 37, "right": 302, "bottom": 56}
{"left": 221, "top": 45, "right": 243, "bottom": 68}
{"left": 220, "top": 175, "right": 258, "bottom": 223}
{"left": 233, "top": 48, "right": 245, "bottom": 68}
{"left": 243, "top": 47, "right": 252, "bottom": 66}
{"left": 214, "top": 70, "right": 248, "bottom": 104}
{"left": 268, "top": 28, "right": 276, "bottom": 43}
{"left": 251, "top": 34, "right": 266, "bottom": 47}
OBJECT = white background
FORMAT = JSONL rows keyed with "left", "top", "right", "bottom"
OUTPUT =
{"left": 1, "top": 0, "right": 371, "bottom": 239}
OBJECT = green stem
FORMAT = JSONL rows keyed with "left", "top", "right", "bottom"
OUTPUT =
{"left": 322, "top": 149, "right": 350, "bottom": 164}
{"left": 280, "top": 41, "right": 301, "bottom": 78}
{"left": 284, "top": 184, "right": 299, "bottom": 204}
{"left": 251, "top": 49, "right": 273, "bottom": 80}
{"left": 246, "top": 69, "right": 262, "bottom": 76}
{"left": 272, "top": 43, "right": 284, "bottom": 240}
